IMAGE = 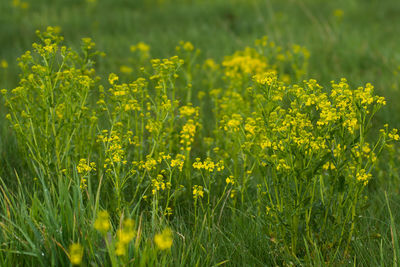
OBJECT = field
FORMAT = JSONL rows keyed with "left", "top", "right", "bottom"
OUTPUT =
{"left": 1, "top": 0, "right": 400, "bottom": 266}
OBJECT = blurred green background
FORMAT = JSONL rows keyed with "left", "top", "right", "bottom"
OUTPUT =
{"left": 1, "top": 0, "right": 400, "bottom": 98}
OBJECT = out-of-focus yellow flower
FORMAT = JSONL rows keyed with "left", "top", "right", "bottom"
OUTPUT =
{"left": 11, "top": 0, "right": 29, "bottom": 9}
{"left": 0, "top": 60, "right": 8, "bottom": 69}
{"left": 117, "top": 219, "right": 136, "bottom": 244}
{"left": 154, "top": 228, "right": 173, "bottom": 250}
{"left": 114, "top": 219, "right": 136, "bottom": 256}
{"left": 120, "top": 65, "right": 133, "bottom": 74}
{"left": 115, "top": 241, "right": 126, "bottom": 256}
{"left": 182, "top": 41, "right": 194, "bottom": 52}
{"left": 130, "top": 42, "right": 150, "bottom": 53}
{"left": 333, "top": 9, "right": 344, "bottom": 20}
{"left": 69, "top": 243, "right": 83, "bottom": 265}
{"left": 94, "top": 210, "right": 110, "bottom": 234}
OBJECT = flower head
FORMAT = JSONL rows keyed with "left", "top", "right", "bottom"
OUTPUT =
{"left": 69, "top": 243, "right": 83, "bottom": 265}
{"left": 94, "top": 210, "right": 110, "bottom": 234}
{"left": 154, "top": 228, "right": 173, "bottom": 250}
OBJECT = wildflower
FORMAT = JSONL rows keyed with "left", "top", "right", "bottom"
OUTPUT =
{"left": 130, "top": 42, "right": 150, "bottom": 53}
{"left": 388, "top": 128, "right": 400, "bottom": 141}
{"left": 115, "top": 219, "right": 136, "bottom": 256}
{"left": 154, "top": 228, "right": 173, "bottom": 250}
{"left": 108, "top": 73, "right": 119, "bottom": 85}
{"left": 180, "top": 105, "right": 198, "bottom": 117}
{"left": 203, "top": 58, "right": 218, "bottom": 70}
{"left": 81, "top": 37, "right": 95, "bottom": 50}
{"left": 164, "top": 207, "right": 173, "bottom": 216}
{"left": 69, "top": 243, "right": 83, "bottom": 265}
{"left": 226, "top": 176, "right": 234, "bottom": 185}
{"left": 170, "top": 154, "right": 186, "bottom": 171}
{"left": 253, "top": 71, "right": 277, "bottom": 86}
{"left": 192, "top": 185, "right": 204, "bottom": 199}
{"left": 94, "top": 210, "right": 110, "bottom": 234}
{"left": 333, "top": 9, "right": 344, "bottom": 20}
{"left": 115, "top": 241, "right": 126, "bottom": 256}
{"left": 230, "top": 189, "right": 236, "bottom": 199}
{"left": 120, "top": 65, "right": 133, "bottom": 74}
{"left": 356, "top": 169, "right": 372, "bottom": 186}
{"left": 77, "top": 159, "right": 96, "bottom": 174}
{"left": 182, "top": 41, "right": 194, "bottom": 51}
{"left": 0, "top": 60, "right": 8, "bottom": 69}
{"left": 117, "top": 219, "right": 136, "bottom": 244}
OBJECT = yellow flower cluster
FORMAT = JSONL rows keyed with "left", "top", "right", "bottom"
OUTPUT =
{"left": 253, "top": 71, "right": 278, "bottom": 86}
{"left": 193, "top": 158, "right": 224, "bottom": 172}
{"left": 94, "top": 211, "right": 110, "bottom": 234}
{"left": 77, "top": 159, "right": 96, "bottom": 189}
{"left": 170, "top": 154, "right": 186, "bottom": 171}
{"left": 192, "top": 185, "right": 204, "bottom": 199}
{"left": 77, "top": 159, "right": 96, "bottom": 174}
{"left": 69, "top": 243, "right": 83, "bottom": 265}
{"left": 152, "top": 174, "right": 171, "bottom": 195}
{"left": 356, "top": 169, "right": 372, "bottom": 186}
{"left": 115, "top": 219, "right": 136, "bottom": 256}
{"left": 154, "top": 228, "right": 173, "bottom": 250}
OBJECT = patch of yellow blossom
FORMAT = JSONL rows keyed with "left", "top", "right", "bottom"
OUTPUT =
{"left": 253, "top": 71, "right": 278, "bottom": 86}
{"left": 226, "top": 175, "right": 235, "bottom": 185}
{"left": 152, "top": 174, "right": 171, "bottom": 195}
{"left": 130, "top": 42, "right": 150, "bottom": 60}
{"left": 108, "top": 73, "right": 119, "bottom": 85}
{"left": 193, "top": 157, "right": 224, "bottom": 172}
{"left": 222, "top": 113, "right": 243, "bottom": 132}
{"left": 356, "top": 169, "right": 372, "bottom": 186}
{"left": 170, "top": 154, "right": 186, "bottom": 171}
{"left": 69, "top": 243, "right": 83, "bottom": 265}
{"left": 0, "top": 60, "right": 8, "bottom": 69}
{"left": 154, "top": 228, "right": 173, "bottom": 250}
{"left": 11, "top": 0, "right": 29, "bottom": 9}
{"left": 115, "top": 219, "right": 136, "bottom": 256}
{"left": 94, "top": 210, "right": 110, "bottom": 234}
{"left": 120, "top": 65, "right": 133, "bottom": 74}
{"left": 176, "top": 41, "right": 194, "bottom": 52}
{"left": 192, "top": 185, "right": 204, "bottom": 199}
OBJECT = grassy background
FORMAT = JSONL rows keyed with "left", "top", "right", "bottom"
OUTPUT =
{"left": 1, "top": 0, "right": 400, "bottom": 265}
{"left": 2, "top": 0, "right": 400, "bottom": 122}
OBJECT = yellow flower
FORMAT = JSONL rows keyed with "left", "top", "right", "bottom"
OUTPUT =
{"left": 69, "top": 243, "right": 83, "bottom": 265}
{"left": 131, "top": 42, "right": 150, "bottom": 53}
{"left": 182, "top": 41, "right": 194, "bottom": 51}
{"left": 120, "top": 65, "right": 133, "bottom": 74}
{"left": 356, "top": 169, "right": 372, "bottom": 186}
{"left": 108, "top": 73, "right": 119, "bottom": 85}
{"left": 115, "top": 241, "right": 126, "bottom": 256}
{"left": 117, "top": 219, "right": 136, "bottom": 244}
{"left": 226, "top": 176, "right": 234, "bottom": 185}
{"left": 154, "top": 228, "right": 173, "bottom": 250}
{"left": 94, "top": 210, "right": 110, "bottom": 234}
{"left": 333, "top": 9, "right": 344, "bottom": 20}
{"left": 192, "top": 185, "right": 204, "bottom": 199}
{"left": 0, "top": 60, "right": 8, "bottom": 69}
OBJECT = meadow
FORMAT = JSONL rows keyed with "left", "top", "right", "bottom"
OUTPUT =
{"left": 1, "top": 0, "right": 400, "bottom": 266}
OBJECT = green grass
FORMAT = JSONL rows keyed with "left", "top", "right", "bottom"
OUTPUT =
{"left": 1, "top": 0, "right": 400, "bottom": 266}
